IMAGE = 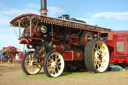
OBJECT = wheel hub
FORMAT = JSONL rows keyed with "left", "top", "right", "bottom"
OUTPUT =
{"left": 51, "top": 62, "right": 56, "bottom": 67}
{"left": 30, "top": 61, "right": 33, "bottom": 66}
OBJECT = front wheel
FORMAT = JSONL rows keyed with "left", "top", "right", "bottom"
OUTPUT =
{"left": 43, "top": 51, "right": 65, "bottom": 77}
{"left": 84, "top": 40, "right": 109, "bottom": 73}
{"left": 21, "top": 51, "right": 42, "bottom": 75}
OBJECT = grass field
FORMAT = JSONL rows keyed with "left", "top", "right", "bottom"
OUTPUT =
{"left": 0, "top": 63, "right": 128, "bottom": 85}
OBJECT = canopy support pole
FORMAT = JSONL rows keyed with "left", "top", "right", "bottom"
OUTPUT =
{"left": 19, "top": 21, "right": 21, "bottom": 39}
{"left": 30, "top": 19, "right": 32, "bottom": 36}
{"left": 51, "top": 24, "right": 54, "bottom": 42}
{"left": 12, "top": 26, "right": 19, "bottom": 39}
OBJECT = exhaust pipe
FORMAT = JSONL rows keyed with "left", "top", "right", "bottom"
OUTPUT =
{"left": 40, "top": 0, "right": 48, "bottom": 15}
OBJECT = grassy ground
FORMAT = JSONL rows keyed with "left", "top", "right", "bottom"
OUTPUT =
{"left": 0, "top": 63, "right": 128, "bottom": 85}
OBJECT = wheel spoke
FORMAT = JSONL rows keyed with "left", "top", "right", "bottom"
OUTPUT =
{"left": 94, "top": 61, "right": 97, "bottom": 67}
{"left": 47, "top": 62, "right": 51, "bottom": 66}
{"left": 48, "top": 58, "right": 53, "bottom": 63}
{"left": 29, "top": 55, "right": 31, "bottom": 60}
{"left": 55, "top": 55, "right": 57, "bottom": 61}
{"left": 96, "top": 62, "right": 101, "bottom": 70}
{"left": 49, "top": 56, "right": 53, "bottom": 62}
{"left": 52, "top": 55, "right": 54, "bottom": 61}
{"left": 56, "top": 67, "right": 59, "bottom": 72}
{"left": 56, "top": 58, "right": 60, "bottom": 62}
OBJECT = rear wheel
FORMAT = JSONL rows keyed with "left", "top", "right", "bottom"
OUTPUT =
{"left": 84, "top": 40, "right": 109, "bottom": 73}
{"left": 43, "top": 51, "right": 65, "bottom": 77}
{"left": 21, "top": 51, "right": 41, "bottom": 75}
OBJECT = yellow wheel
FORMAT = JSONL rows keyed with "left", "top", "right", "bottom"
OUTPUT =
{"left": 43, "top": 51, "right": 65, "bottom": 77}
{"left": 84, "top": 40, "right": 109, "bottom": 72}
{"left": 21, "top": 51, "right": 41, "bottom": 75}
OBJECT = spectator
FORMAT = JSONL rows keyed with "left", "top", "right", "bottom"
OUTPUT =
{"left": 15, "top": 54, "right": 20, "bottom": 64}
{"left": 8, "top": 56, "right": 12, "bottom": 64}
{"left": 0, "top": 54, "right": 3, "bottom": 63}
{"left": 5, "top": 54, "right": 8, "bottom": 60}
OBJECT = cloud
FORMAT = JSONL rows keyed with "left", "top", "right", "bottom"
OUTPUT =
{"left": 25, "top": 4, "right": 66, "bottom": 17}
{"left": 48, "top": 7, "right": 66, "bottom": 16}
{"left": 0, "top": 8, "right": 39, "bottom": 15}
{"left": 25, "top": 4, "right": 66, "bottom": 16}
{"left": 0, "top": 3, "right": 66, "bottom": 16}
{"left": 91, "top": 12, "right": 128, "bottom": 20}
{"left": 0, "top": 14, "right": 10, "bottom": 28}
{"left": 76, "top": 18, "right": 98, "bottom": 25}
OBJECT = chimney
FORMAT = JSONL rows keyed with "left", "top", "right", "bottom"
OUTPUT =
{"left": 40, "top": 0, "right": 48, "bottom": 15}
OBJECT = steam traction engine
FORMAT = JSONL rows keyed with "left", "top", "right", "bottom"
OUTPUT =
{"left": 0, "top": 46, "right": 19, "bottom": 59}
{"left": 10, "top": 0, "right": 111, "bottom": 77}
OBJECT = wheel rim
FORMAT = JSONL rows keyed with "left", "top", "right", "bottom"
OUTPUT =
{"left": 47, "top": 52, "right": 64, "bottom": 77}
{"left": 93, "top": 41, "right": 109, "bottom": 72}
{"left": 24, "top": 52, "right": 41, "bottom": 74}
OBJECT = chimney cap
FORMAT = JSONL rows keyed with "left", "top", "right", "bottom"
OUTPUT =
{"left": 40, "top": 9, "right": 48, "bottom": 15}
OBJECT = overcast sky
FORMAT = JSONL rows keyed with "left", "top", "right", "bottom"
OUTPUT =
{"left": 0, "top": 0, "right": 128, "bottom": 50}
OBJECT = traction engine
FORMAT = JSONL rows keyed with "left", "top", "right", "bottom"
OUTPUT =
{"left": 10, "top": 0, "right": 111, "bottom": 77}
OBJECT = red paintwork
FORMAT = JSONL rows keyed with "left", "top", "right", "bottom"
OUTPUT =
{"left": 70, "top": 35, "right": 80, "bottom": 45}
{"left": 19, "top": 38, "right": 29, "bottom": 44}
{"left": 82, "top": 32, "right": 92, "bottom": 46}
{"left": 107, "top": 31, "right": 128, "bottom": 65}
{"left": 8, "top": 46, "right": 13, "bottom": 48}
{"left": 63, "top": 51, "right": 83, "bottom": 61}
{"left": 10, "top": 13, "right": 39, "bottom": 24}
{"left": 23, "top": 25, "right": 41, "bottom": 37}
{"left": 63, "top": 51, "right": 73, "bottom": 61}
{"left": 74, "top": 52, "right": 83, "bottom": 60}
{"left": 54, "top": 44, "right": 61, "bottom": 51}
{"left": 19, "top": 52, "right": 23, "bottom": 59}
{"left": 34, "top": 25, "right": 41, "bottom": 36}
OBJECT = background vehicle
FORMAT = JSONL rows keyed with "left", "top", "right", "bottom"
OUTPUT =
{"left": 0, "top": 46, "right": 23, "bottom": 63}
{"left": 107, "top": 31, "right": 128, "bottom": 67}
{"left": 10, "top": 0, "right": 111, "bottom": 77}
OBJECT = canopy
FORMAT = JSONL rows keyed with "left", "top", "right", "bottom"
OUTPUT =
{"left": 10, "top": 13, "right": 111, "bottom": 32}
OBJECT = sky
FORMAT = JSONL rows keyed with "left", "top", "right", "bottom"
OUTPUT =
{"left": 0, "top": 0, "right": 128, "bottom": 51}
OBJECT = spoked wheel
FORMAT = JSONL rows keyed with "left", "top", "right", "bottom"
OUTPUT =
{"left": 21, "top": 51, "right": 42, "bottom": 75}
{"left": 43, "top": 51, "right": 65, "bottom": 77}
{"left": 84, "top": 40, "right": 109, "bottom": 73}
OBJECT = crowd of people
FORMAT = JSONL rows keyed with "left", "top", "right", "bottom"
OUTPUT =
{"left": 0, "top": 53, "right": 23, "bottom": 64}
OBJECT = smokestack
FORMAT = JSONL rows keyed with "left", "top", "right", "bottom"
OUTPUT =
{"left": 40, "top": 0, "right": 48, "bottom": 15}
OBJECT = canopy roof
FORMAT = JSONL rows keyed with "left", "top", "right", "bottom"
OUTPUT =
{"left": 10, "top": 13, "right": 111, "bottom": 32}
